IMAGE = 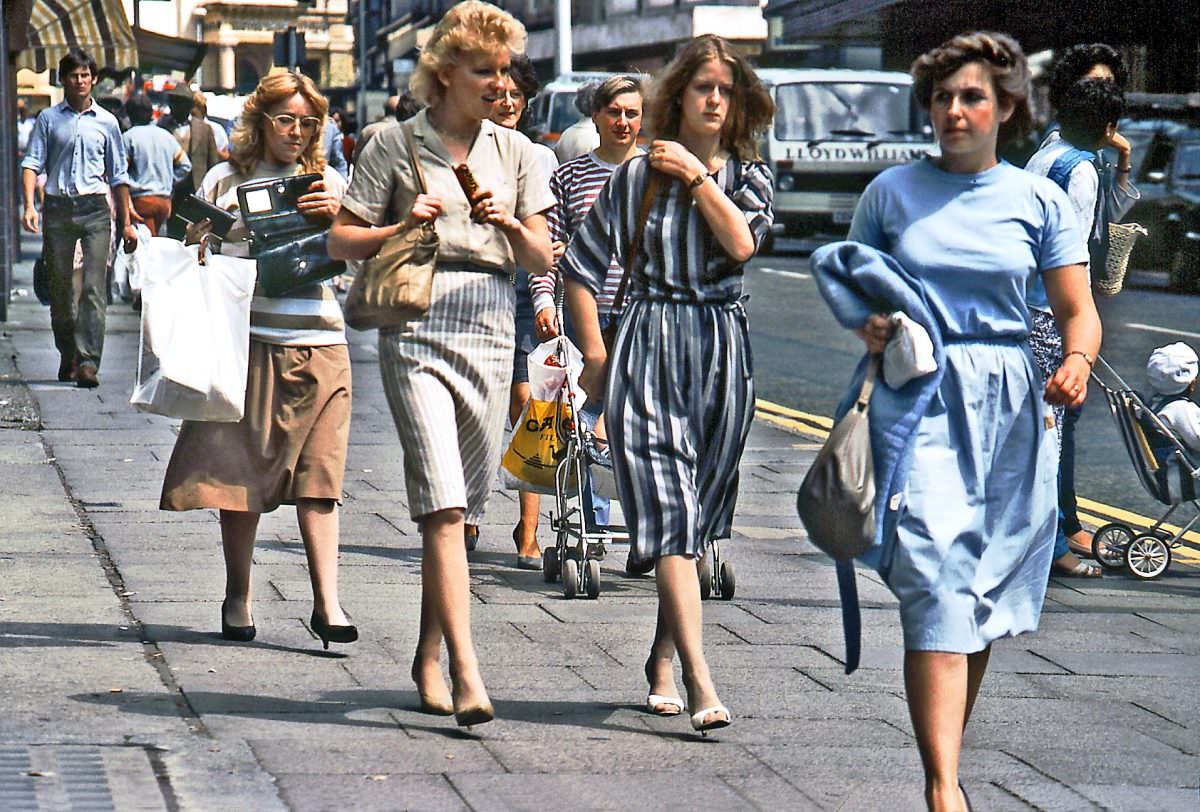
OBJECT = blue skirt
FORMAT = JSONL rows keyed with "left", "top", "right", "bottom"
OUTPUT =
{"left": 884, "top": 339, "right": 1058, "bottom": 653}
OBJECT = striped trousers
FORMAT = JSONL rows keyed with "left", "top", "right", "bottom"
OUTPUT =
{"left": 607, "top": 298, "right": 755, "bottom": 562}
{"left": 378, "top": 270, "right": 515, "bottom": 522}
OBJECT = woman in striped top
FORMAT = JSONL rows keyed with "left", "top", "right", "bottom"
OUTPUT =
{"left": 161, "top": 72, "right": 358, "bottom": 650}
{"left": 561, "top": 35, "right": 774, "bottom": 734}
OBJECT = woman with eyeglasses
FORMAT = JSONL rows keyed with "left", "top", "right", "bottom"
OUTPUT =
{"left": 489, "top": 53, "right": 559, "bottom": 570}
{"left": 161, "top": 71, "right": 358, "bottom": 652}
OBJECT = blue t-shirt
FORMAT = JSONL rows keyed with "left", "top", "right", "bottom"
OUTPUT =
{"left": 848, "top": 158, "right": 1088, "bottom": 340}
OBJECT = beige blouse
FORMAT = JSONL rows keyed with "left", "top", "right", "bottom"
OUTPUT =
{"left": 341, "top": 109, "right": 555, "bottom": 276}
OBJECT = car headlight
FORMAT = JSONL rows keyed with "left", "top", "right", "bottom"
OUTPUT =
{"left": 777, "top": 174, "right": 795, "bottom": 192}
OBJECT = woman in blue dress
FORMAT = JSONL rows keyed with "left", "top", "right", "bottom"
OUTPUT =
{"left": 847, "top": 33, "right": 1101, "bottom": 810}
{"left": 561, "top": 35, "right": 774, "bottom": 734}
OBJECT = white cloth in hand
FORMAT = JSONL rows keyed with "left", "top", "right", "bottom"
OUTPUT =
{"left": 883, "top": 311, "right": 937, "bottom": 389}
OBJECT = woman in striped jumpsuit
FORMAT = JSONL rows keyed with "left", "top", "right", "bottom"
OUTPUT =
{"left": 561, "top": 35, "right": 774, "bottom": 734}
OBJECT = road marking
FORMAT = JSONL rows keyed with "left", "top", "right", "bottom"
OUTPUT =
{"left": 753, "top": 401, "right": 1200, "bottom": 564}
{"left": 1125, "top": 322, "right": 1200, "bottom": 340}
{"left": 757, "top": 268, "right": 811, "bottom": 280}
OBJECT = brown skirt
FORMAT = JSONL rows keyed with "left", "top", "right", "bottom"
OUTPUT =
{"left": 160, "top": 341, "right": 351, "bottom": 513}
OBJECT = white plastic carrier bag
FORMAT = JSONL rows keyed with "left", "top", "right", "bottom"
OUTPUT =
{"left": 130, "top": 239, "right": 257, "bottom": 422}
{"left": 500, "top": 337, "right": 585, "bottom": 494}
{"left": 111, "top": 223, "right": 152, "bottom": 300}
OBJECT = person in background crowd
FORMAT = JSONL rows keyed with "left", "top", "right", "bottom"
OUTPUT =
{"left": 1146, "top": 343, "right": 1200, "bottom": 456}
{"left": 20, "top": 47, "right": 137, "bottom": 389}
{"left": 1024, "top": 77, "right": 1125, "bottom": 578}
{"left": 324, "top": 114, "right": 349, "bottom": 178}
{"left": 533, "top": 74, "right": 645, "bottom": 557}
{"left": 491, "top": 52, "right": 559, "bottom": 570}
{"left": 340, "top": 111, "right": 357, "bottom": 166}
{"left": 1042, "top": 43, "right": 1139, "bottom": 562}
{"left": 562, "top": 35, "right": 774, "bottom": 733}
{"left": 161, "top": 71, "right": 357, "bottom": 652}
{"left": 329, "top": 1, "right": 554, "bottom": 727}
{"left": 838, "top": 32, "right": 1100, "bottom": 809}
{"left": 353, "top": 94, "right": 415, "bottom": 163}
{"left": 16, "top": 98, "right": 34, "bottom": 162}
{"left": 122, "top": 93, "right": 191, "bottom": 235}
{"left": 173, "top": 91, "right": 227, "bottom": 197}
{"left": 554, "top": 82, "right": 601, "bottom": 163}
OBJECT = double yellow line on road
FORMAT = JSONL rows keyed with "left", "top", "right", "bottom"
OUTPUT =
{"left": 755, "top": 398, "right": 1200, "bottom": 565}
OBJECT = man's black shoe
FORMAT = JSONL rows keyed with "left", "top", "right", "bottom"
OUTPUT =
{"left": 75, "top": 364, "right": 99, "bottom": 388}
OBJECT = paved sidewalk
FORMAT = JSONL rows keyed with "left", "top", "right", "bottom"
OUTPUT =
{"left": 1, "top": 235, "right": 1198, "bottom": 811}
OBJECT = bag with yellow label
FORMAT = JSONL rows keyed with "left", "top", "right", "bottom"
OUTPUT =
{"left": 500, "top": 337, "right": 583, "bottom": 494}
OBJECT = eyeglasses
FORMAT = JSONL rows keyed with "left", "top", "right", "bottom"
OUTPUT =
{"left": 497, "top": 89, "right": 525, "bottom": 103}
{"left": 264, "top": 112, "right": 322, "bottom": 135}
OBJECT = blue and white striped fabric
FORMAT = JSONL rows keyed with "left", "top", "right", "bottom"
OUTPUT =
{"left": 561, "top": 153, "right": 773, "bottom": 561}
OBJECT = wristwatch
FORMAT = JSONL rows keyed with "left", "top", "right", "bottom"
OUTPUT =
{"left": 688, "top": 171, "right": 708, "bottom": 190}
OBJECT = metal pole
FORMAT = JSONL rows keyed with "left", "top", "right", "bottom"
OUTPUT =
{"left": 0, "top": 10, "right": 13, "bottom": 322}
{"left": 554, "top": 0, "right": 572, "bottom": 76}
{"left": 357, "top": 0, "right": 367, "bottom": 122}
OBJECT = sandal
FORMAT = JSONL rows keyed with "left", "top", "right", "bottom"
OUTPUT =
{"left": 690, "top": 704, "right": 732, "bottom": 735}
{"left": 646, "top": 693, "right": 685, "bottom": 716}
{"left": 465, "top": 524, "right": 479, "bottom": 553}
{"left": 1066, "top": 530, "right": 1095, "bottom": 559}
{"left": 1052, "top": 558, "right": 1102, "bottom": 578}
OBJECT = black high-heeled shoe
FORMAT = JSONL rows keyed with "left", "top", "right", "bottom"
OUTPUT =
{"left": 220, "top": 600, "right": 256, "bottom": 642}
{"left": 310, "top": 610, "right": 358, "bottom": 650}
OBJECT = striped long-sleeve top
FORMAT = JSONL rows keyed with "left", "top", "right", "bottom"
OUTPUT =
{"left": 560, "top": 154, "right": 774, "bottom": 304}
{"left": 533, "top": 151, "right": 626, "bottom": 316}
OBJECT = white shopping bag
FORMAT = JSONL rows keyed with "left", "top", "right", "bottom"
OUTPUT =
{"left": 500, "top": 337, "right": 585, "bottom": 494}
{"left": 112, "top": 224, "right": 153, "bottom": 300}
{"left": 130, "top": 240, "right": 257, "bottom": 422}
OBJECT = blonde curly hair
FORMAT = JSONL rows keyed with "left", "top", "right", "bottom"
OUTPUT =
{"left": 229, "top": 71, "right": 329, "bottom": 175}
{"left": 408, "top": 1, "right": 526, "bottom": 108}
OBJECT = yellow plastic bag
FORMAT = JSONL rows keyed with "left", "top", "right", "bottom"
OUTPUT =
{"left": 500, "top": 396, "right": 573, "bottom": 495}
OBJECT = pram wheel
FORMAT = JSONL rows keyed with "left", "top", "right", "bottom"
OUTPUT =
{"left": 718, "top": 561, "right": 736, "bottom": 600}
{"left": 543, "top": 545, "right": 560, "bottom": 583}
{"left": 698, "top": 557, "right": 712, "bottom": 600}
{"left": 1124, "top": 534, "right": 1171, "bottom": 580}
{"left": 563, "top": 558, "right": 580, "bottom": 598}
{"left": 1092, "top": 523, "right": 1134, "bottom": 571}
{"left": 584, "top": 559, "right": 601, "bottom": 599}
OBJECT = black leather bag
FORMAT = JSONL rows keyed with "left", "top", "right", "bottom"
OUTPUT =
{"left": 236, "top": 173, "right": 345, "bottom": 297}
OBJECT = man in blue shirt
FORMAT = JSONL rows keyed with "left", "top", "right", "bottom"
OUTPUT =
{"left": 20, "top": 48, "right": 137, "bottom": 388}
{"left": 123, "top": 93, "right": 191, "bottom": 235}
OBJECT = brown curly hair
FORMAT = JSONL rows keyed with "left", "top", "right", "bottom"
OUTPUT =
{"left": 644, "top": 35, "right": 775, "bottom": 161}
{"left": 911, "top": 31, "right": 1033, "bottom": 147}
{"left": 409, "top": 1, "right": 526, "bottom": 109}
{"left": 229, "top": 71, "right": 329, "bottom": 175}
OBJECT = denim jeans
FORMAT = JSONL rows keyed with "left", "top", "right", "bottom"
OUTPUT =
{"left": 43, "top": 194, "right": 112, "bottom": 369}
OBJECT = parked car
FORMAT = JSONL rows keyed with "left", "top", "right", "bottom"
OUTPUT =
{"left": 1118, "top": 120, "right": 1200, "bottom": 289}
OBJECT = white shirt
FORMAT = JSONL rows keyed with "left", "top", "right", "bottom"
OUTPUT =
{"left": 1158, "top": 399, "right": 1200, "bottom": 456}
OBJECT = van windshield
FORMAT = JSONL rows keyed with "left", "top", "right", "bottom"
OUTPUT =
{"left": 774, "top": 82, "right": 919, "bottom": 142}
{"left": 551, "top": 92, "right": 584, "bottom": 135}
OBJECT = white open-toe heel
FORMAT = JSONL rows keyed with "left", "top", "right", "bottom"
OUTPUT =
{"left": 690, "top": 705, "right": 731, "bottom": 735}
{"left": 646, "top": 694, "right": 685, "bottom": 716}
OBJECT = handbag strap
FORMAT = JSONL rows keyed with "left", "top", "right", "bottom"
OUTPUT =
{"left": 855, "top": 354, "right": 880, "bottom": 410}
{"left": 400, "top": 121, "right": 429, "bottom": 196}
{"left": 608, "top": 166, "right": 663, "bottom": 317}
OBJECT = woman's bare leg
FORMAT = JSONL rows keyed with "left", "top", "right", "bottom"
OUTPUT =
{"left": 904, "top": 650, "right": 971, "bottom": 812}
{"left": 645, "top": 600, "right": 681, "bottom": 706}
{"left": 296, "top": 498, "right": 349, "bottom": 625}
{"left": 510, "top": 382, "right": 542, "bottom": 558}
{"left": 413, "top": 508, "right": 489, "bottom": 714}
{"left": 656, "top": 555, "right": 722, "bottom": 723}
{"left": 219, "top": 509, "right": 260, "bottom": 626}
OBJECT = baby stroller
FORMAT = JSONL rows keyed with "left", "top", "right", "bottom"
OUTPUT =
{"left": 539, "top": 300, "right": 735, "bottom": 600}
{"left": 1088, "top": 355, "right": 1198, "bottom": 579}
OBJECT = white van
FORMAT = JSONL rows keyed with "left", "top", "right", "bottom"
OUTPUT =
{"left": 757, "top": 68, "right": 936, "bottom": 243}
{"left": 526, "top": 72, "right": 620, "bottom": 148}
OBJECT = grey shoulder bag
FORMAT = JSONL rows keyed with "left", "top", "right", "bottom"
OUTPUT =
{"left": 796, "top": 355, "right": 879, "bottom": 561}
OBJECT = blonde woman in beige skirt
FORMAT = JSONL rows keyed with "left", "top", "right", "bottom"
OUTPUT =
{"left": 161, "top": 72, "right": 358, "bottom": 651}
{"left": 329, "top": 1, "right": 554, "bottom": 726}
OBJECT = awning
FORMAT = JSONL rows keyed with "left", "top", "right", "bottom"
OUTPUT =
{"left": 16, "top": 0, "right": 138, "bottom": 73}
{"left": 134, "top": 26, "right": 207, "bottom": 78}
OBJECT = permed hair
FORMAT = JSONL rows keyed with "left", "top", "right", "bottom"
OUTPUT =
{"left": 229, "top": 71, "right": 329, "bottom": 176}
{"left": 645, "top": 35, "right": 775, "bottom": 160}
{"left": 911, "top": 31, "right": 1033, "bottom": 147}
{"left": 408, "top": 1, "right": 526, "bottom": 108}
{"left": 1057, "top": 78, "right": 1124, "bottom": 149}
{"left": 1047, "top": 43, "right": 1126, "bottom": 112}
{"left": 591, "top": 75, "right": 644, "bottom": 115}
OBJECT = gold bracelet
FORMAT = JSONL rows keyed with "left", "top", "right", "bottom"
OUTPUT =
{"left": 1064, "top": 350, "right": 1095, "bottom": 368}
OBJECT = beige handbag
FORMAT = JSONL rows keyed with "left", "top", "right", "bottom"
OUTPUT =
{"left": 343, "top": 122, "right": 438, "bottom": 330}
